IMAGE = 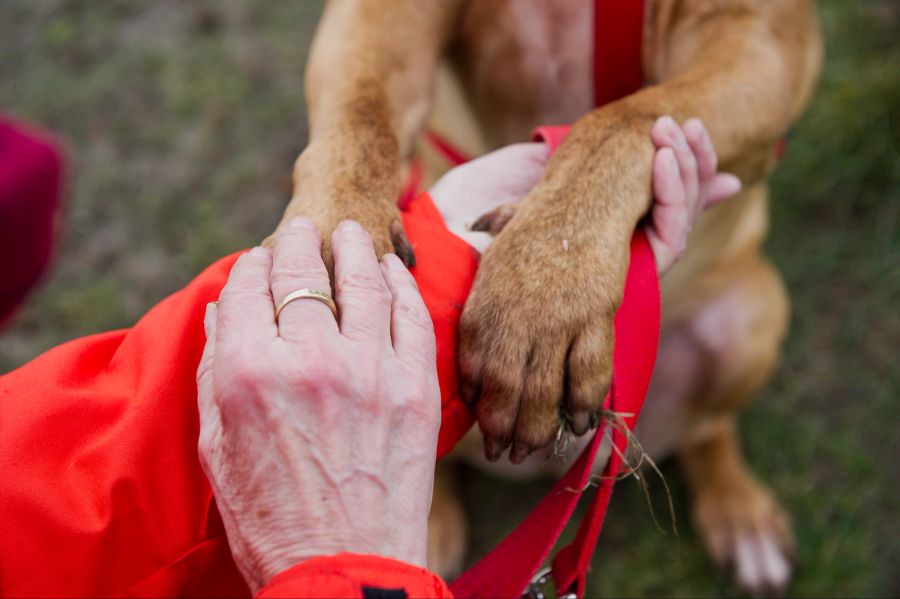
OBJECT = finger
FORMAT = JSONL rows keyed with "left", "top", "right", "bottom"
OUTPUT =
{"left": 510, "top": 344, "right": 566, "bottom": 463}
{"left": 683, "top": 118, "right": 718, "bottom": 181}
{"left": 380, "top": 254, "right": 436, "bottom": 366}
{"left": 332, "top": 220, "right": 393, "bottom": 345}
{"left": 216, "top": 246, "right": 277, "bottom": 352}
{"left": 196, "top": 301, "right": 218, "bottom": 407}
{"left": 652, "top": 147, "right": 686, "bottom": 208}
{"left": 565, "top": 321, "right": 614, "bottom": 436}
{"left": 650, "top": 116, "right": 672, "bottom": 149}
{"left": 270, "top": 217, "right": 337, "bottom": 339}
{"left": 705, "top": 173, "right": 743, "bottom": 207}
{"left": 197, "top": 302, "right": 222, "bottom": 467}
{"left": 653, "top": 116, "right": 698, "bottom": 204}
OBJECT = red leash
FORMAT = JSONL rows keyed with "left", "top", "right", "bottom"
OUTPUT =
{"left": 449, "top": 229, "right": 658, "bottom": 599}
{"left": 448, "top": 2, "right": 648, "bottom": 596}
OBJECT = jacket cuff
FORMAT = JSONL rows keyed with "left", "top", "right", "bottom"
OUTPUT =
{"left": 256, "top": 553, "right": 452, "bottom": 599}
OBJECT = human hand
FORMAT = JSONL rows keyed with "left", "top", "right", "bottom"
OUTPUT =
{"left": 196, "top": 219, "right": 440, "bottom": 593}
{"left": 645, "top": 116, "right": 742, "bottom": 272}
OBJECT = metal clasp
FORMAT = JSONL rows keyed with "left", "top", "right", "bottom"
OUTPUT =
{"left": 522, "top": 567, "right": 577, "bottom": 599}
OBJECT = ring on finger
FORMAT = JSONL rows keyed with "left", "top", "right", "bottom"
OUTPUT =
{"left": 275, "top": 288, "right": 337, "bottom": 321}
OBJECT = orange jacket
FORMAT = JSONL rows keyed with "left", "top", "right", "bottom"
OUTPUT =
{"left": 256, "top": 554, "right": 451, "bottom": 599}
{"left": 0, "top": 191, "right": 475, "bottom": 597}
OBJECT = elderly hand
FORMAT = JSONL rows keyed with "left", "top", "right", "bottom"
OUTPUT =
{"left": 431, "top": 117, "right": 741, "bottom": 274}
{"left": 196, "top": 219, "right": 440, "bottom": 594}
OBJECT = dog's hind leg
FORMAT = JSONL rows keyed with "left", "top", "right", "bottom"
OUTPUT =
{"left": 426, "top": 462, "right": 467, "bottom": 580}
{"left": 680, "top": 418, "right": 794, "bottom": 596}
{"left": 650, "top": 250, "right": 794, "bottom": 595}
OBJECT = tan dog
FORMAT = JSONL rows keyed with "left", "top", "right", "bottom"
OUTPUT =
{"left": 276, "top": 0, "right": 823, "bottom": 593}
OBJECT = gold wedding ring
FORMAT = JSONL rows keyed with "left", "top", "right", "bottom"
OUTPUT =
{"left": 275, "top": 288, "right": 338, "bottom": 321}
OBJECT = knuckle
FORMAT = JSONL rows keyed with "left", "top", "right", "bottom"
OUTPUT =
{"left": 404, "top": 379, "right": 442, "bottom": 422}
{"left": 395, "top": 299, "right": 433, "bottom": 331}
{"left": 221, "top": 269, "right": 269, "bottom": 299}
{"left": 271, "top": 256, "right": 327, "bottom": 291}
{"left": 288, "top": 351, "right": 349, "bottom": 396}
{"left": 220, "top": 354, "right": 269, "bottom": 400}
{"left": 337, "top": 269, "right": 390, "bottom": 304}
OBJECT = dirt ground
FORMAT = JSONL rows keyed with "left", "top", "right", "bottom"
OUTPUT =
{"left": 1, "top": 1, "right": 897, "bottom": 596}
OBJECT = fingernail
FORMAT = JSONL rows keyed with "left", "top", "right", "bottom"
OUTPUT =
{"left": 338, "top": 220, "right": 363, "bottom": 232}
{"left": 289, "top": 217, "right": 315, "bottom": 229}
{"left": 249, "top": 246, "right": 269, "bottom": 257}
{"left": 383, "top": 253, "right": 406, "bottom": 271}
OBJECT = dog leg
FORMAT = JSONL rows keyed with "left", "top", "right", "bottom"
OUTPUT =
{"left": 648, "top": 249, "right": 794, "bottom": 595}
{"left": 458, "top": 0, "right": 822, "bottom": 462}
{"left": 680, "top": 420, "right": 794, "bottom": 596}
{"left": 426, "top": 462, "right": 467, "bottom": 580}
{"left": 274, "top": 0, "right": 463, "bottom": 268}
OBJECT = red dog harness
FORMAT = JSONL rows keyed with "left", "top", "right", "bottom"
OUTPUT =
{"left": 0, "top": 1, "right": 649, "bottom": 597}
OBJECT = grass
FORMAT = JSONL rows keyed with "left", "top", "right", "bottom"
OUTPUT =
{"left": 1, "top": 1, "right": 897, "bottom": 596}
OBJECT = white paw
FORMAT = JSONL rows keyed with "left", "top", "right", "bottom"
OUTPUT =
{"left": 694, "top": 483, "right": 795, "bottom": 596}
{"left": 733, "top": 531, "right": 792, "bottom": 595}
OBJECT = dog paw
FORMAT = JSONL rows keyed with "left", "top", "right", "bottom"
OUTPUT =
{"left": 458, "top": 211, "right": 623, "bottom": 464}
{"left": 265, "top": 205, "right": 414, "bottom": 270}
{"left": 693, "top": 481, "right": 795, "bottom": 596}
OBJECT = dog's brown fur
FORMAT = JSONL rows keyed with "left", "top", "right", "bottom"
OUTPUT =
{"left": 279, "top": 0, "right": 823, "bottom": 592}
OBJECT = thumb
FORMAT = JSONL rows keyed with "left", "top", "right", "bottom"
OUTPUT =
{"left": 196, "top": 301, "right": 218, "bottom": 407}
{"left": 704, "top": 173, "right": 742, "bottom": 208}
{"left": 196, "top": 301, "right": 224, "bottom": 472}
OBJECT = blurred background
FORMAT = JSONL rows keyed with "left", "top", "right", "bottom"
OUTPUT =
{"left": 1, "top": 1, "right": 897, "bottom": 596}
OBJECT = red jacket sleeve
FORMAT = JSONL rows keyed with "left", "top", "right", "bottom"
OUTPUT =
{"left": 255, "top": 553, "right": 453, "bottom": 599}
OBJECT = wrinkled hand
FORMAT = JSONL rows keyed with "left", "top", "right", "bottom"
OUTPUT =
{"left": 197, "top": 219, "right": 440, "bottom": 593}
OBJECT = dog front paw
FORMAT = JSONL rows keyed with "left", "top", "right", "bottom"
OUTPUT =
{"left": 458, "top": 215, "right": 625, "bottom": 463}
{"left": 266, "top": 201, "right": 414, "bottom": 271}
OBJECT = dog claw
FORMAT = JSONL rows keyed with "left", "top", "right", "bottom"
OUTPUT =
{"left": 391, "top": 226, "right": 416, "bottom": 267}
{"left": 570, "top": 412, "right": 592, "bottom": 436}
{"left": 470, "top": 214, "right": 493, "bottom": 232}
{"left": 471, "top": 204, "right": 517, "bottom": 235}
{"left": 509, "top": 444, "right": 532, "bottom": 464}
{"left": 484, "top": 438, "right": 509, "bottom": 462}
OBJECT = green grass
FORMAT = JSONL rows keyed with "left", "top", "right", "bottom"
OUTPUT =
{"left": 1, "top": 1, "right": 897, "bottom": 596}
